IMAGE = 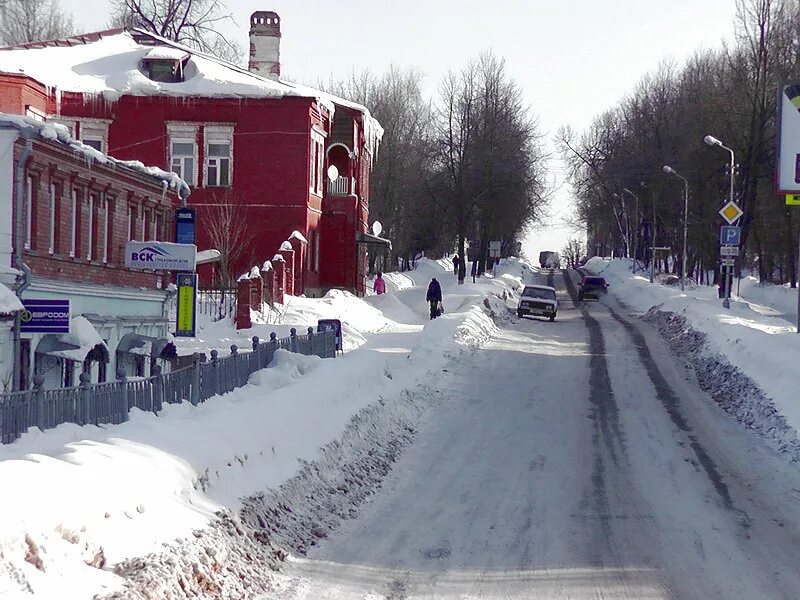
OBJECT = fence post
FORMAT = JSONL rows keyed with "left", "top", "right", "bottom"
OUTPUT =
{"left": 252, "top": 336, "right": 261, "bottom": 369}
{"left": 151, "top": 364, "right": 163, "bottom": 413}
{"left": 79, "top": 372, "right": 92, "bottom": 425}
{"left": 230, "top": 344, "right": 239, "bottom": 386}
{"left": 290, "top": 328, "right": 298, "bottom": 353}
{"left": 307, "top": 326, "right": 315, "bottom": 357}
{"left": 210, "top": 349, "right": 219, "bottom": 396}
{"left": 33, "top": 375, "right": 45, "bottom": 430}
{"left": 191, "top": 353, "right": 201, "bottom": 406}
{"left": 116, "top": 368, "right": 129, "bottom": 422}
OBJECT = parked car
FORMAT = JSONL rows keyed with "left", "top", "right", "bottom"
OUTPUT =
{"left": 577, "top": 276, "right": 608, "bottom": 301}
{"left": 517, "top": 285, "right": 558, "bottom": 321}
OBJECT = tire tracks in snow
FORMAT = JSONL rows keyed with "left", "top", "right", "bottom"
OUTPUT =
{"left": 562, "top": 270, "right": 627, "bottom": 567}
{"left": 604, "top": 305, "right": 750, "bottom": 529}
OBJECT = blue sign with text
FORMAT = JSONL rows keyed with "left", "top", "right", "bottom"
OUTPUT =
{"left": 175, "top": 207, "right": 196, "bottom": 245}
{"left": 20, "top": 299, "right": 70, "bottom": 333}
{"left": 720, "top": 226, "right": 741, "bottom": 246}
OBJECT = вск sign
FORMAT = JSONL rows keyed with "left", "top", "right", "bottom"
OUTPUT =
{"left": 125, "top": 241, "right": 197, "bottom": 271}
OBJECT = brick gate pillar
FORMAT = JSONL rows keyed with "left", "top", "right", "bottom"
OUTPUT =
{"left": 235, "top": 276, "right": 252, "bottom": 330}
{"left": 271, "top": 254, "right": 286, "bottom": 304}
{"left": 279, "top": 242, "right": 295, "bottom": 296}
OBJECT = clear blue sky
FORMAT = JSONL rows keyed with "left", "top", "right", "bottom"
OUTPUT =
{"left": 63, "top": 0, "right": 738, "bottom": 259}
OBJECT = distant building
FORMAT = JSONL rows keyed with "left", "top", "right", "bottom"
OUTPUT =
{"left": 0, "top": 115, "right": 186, "bottom": 391}
{"left": 0, "top": 13, "right": 386, "bottom": 297}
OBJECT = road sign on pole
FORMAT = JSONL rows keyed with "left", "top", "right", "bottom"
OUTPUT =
{"left": 720, "top": 246, "right": 738, "bottom": 257}
{"left": 721, "top": 258, "right": 736, "bottom": 267}
{"left": 720, "top": 226, "right": 742, "bottom": 245}
{"left": 719, "top": 201, "right": 744, "bottom": 224}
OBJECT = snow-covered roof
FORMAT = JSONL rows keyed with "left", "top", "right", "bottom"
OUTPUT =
{"left": 48, "top": 316, "right": 108, "bottom": 362}
{"left": 0, "top": 284, "right": 23, "bottom": 315}
{"left": 144, "top": 46, "right": 189, "bottom": 61}
{"left": 0, "top": 29, "right": 383, "bottom": 157}
{"left": 0, "top": 113, "right": 190, "bottom": 197}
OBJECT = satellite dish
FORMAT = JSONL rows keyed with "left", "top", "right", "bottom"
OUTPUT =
{"left": 372, "top": 221, "right": 383, "bottom": 237}
{"left": 327, "top": 165, "right": 339, "bottom": 182}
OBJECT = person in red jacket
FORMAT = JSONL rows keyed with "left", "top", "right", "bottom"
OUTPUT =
{"left": 374, "top": 272, "right": 386, "bottom": 295}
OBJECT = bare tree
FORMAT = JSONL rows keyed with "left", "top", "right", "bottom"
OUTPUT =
{"left": 561, "top": 238, "right": 585, "bottom": 270}
{"left": 202, "top": 197, "right": 255, "bottom": 290}
{"left": 109, "top": 0, "right": 242, "bottom": 63}
{"left": 0, "top": 0, "right": 74, "bottom": 45}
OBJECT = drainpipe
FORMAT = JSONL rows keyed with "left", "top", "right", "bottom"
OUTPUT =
{"left": 12, "top": 136, "right": 34, "bottom": 392}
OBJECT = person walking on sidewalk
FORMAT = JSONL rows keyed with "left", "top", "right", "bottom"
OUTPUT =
{"left": 426, "top": 277, "right": 443, "bottom": 319}
{"left": 453, "top": 254, "right": 461, "bottom": 276}
{"left": 374, "top": 272, "right": 386, "bottom": 295}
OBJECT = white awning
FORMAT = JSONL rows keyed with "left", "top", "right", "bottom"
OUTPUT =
{"left": 35, "top": 316, "right": 108, "bottom": 362}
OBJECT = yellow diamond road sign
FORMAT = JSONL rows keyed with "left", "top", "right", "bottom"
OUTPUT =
{"left": 719, "top": 201, "right": 743, "bottom": 224}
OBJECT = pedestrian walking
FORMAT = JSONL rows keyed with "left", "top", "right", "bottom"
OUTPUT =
{"left": 374, "top": 272, "right": 386, "bottom": 295}
{"left": 453, "top": 254, "right": 461, "bottom": 276}
{"left": 426, "top": 277, "right": 443, "bottom": 319}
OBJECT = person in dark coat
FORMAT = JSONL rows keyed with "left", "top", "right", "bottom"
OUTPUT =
{"left": 453, "top": 254, "right": 461, "bottom": 276}
{"left": 426, "top": 277, "right": 443, "bottom": 319}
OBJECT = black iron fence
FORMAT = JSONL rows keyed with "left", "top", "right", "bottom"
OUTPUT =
{"left": 0, "top": 328, "right": 336, "bottom": 444}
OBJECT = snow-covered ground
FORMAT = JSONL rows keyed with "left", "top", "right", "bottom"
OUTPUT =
{"left": 584, "top": 258, "right": 800, "bottom": 454}
{"left": 0, "top": 257, "right": 528, "bottom": 599}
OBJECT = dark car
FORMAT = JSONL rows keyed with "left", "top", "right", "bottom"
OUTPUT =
{"left": 577, "top": 276, "right": 608, "bottom": 301}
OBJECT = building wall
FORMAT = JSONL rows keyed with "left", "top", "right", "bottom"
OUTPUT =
{"left": 1, "top": 131, "right": 178, "bottom": 389}
{"left": 0, "top": 73, "right": 48, "bottom": 117}
{"left": 57, "top": 93, "right": 328, "bottom": 289}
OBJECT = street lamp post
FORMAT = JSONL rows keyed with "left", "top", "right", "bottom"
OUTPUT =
{"left": 704, "top": 134, "right": 736, "bottom": 309}
{"left": 623, "top": 188, "right": 639, "bottom": 273}
{"left": 663, "top": 165, "right": 690, "bottom": 292}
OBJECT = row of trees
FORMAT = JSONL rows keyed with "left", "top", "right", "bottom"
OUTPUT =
{"left": 559, "top": 0, "right": 800, "bottom": 286}
{"left": 334, "top": 55, "right": 549, "bottom": 273}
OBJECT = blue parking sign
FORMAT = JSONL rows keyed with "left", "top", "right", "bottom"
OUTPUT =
{"left": 720, "top": 226, "right": 741, "bottom": 246}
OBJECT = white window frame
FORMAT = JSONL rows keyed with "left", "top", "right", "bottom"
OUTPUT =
{"left": 166, "top": 122, "right": 199, "bottom": 187}
{"left": 26, "top": 106, "right": 45, "bottom": 122}
{"left": 87, "top": 193, "right": 95, "bottom": 261}
{"left": 314, "top": 230, "right": 320, "bottom": 272}
{"left": 24, "top": 176, "right": 33, "bottom": 250}
{"left": 48, "top": 183, "right": 56, "bottom": 254}
{"left": 127, "top": 204, "right": 133, "bottom": 241}
{"left": 205, "top": 140, "right": 232, "bottom": 187}
{"left": 170, "top": 138, "right": 197, "bottom": 186}
{"left": 150, "top": 210, "right": 157, "bottom": 241}
{"left": 70, "top": 189, "right": 77, "bottom": 257}
{"left": 101, "top": 195, "right": 109, "bottom": 263}
{"left": 310, "top": 130, "right": 325, "bottom": 196}
{"left": 77, "top": 118, "right": 110, "bottom": 153}
{"left": 204, "top": 124, "right": 234, "bottom": 188}
{"left": 141, "top": 208, "right": 148, "bottom": 241}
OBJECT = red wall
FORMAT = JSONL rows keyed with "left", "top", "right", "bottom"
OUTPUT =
{"left": 57, "top": 93, "right": 324, "bottom": 287}
{"left": 0, "top": 73, "right": 48, "bottom": 116}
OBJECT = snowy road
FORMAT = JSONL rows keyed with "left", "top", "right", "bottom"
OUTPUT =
{"left": 260, "top": 270, "right": 800, "bottom": 599}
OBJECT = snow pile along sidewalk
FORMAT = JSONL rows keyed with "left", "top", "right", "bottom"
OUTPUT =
{"left": 0, "top": 257, "right": 525, "bottom": 600}
{"left": 585, "top": 258, "right": 800, "bottom": 461}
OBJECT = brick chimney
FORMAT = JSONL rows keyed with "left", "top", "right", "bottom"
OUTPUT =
{"left": 248, "top": 11, "right": 281, "bottom": 79}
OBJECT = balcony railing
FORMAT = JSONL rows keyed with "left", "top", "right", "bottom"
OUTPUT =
{"left": 327, "top": 176, "right": 350, "bottom": 196}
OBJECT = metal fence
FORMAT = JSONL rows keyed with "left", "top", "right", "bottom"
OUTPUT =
{"left": 196, "top": 288, "right": 237, "bottom": 321}
{"left": 0, "top": 328, "right": 336, "bottom": 445}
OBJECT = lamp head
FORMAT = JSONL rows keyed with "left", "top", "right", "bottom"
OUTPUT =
{"left": 662, "top": 165, "right": 675, "bottom": 175}
{"left": 704, "top": 135, "right": 721, "bottom": 147}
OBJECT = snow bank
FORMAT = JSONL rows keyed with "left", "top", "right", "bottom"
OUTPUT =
{"left": 0, "top": 284, "right": 23, "bottom": 314}
{"left": 586, "top": 257, "right": 800, "bottom": 448}
{"left": 0, "top": 255, "right": 525, "bottom": 599}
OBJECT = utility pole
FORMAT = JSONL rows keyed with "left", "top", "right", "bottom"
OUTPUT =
{"left": 650, "top": 192, "right": 656, "bottom": 284}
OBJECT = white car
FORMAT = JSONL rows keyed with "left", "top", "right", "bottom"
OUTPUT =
{"left": 517, "top": 284, "right": 558, "bottom": 321}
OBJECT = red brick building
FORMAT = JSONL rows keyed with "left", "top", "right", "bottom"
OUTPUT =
{"left": 0, "top": 115, "right": 187, "bottom": 390}
{"left": 0, "top": 13, "right": 385, "bottom": 297}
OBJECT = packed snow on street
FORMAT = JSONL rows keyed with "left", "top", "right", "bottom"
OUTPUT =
{"left": 4, "top": 258, "right": 800, "bottom": 599}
